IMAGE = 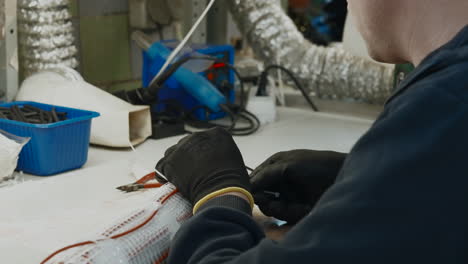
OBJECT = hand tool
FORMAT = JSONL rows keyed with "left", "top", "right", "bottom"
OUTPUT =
{"left": 116, "top": 171, "right": 166, "bottom": 193}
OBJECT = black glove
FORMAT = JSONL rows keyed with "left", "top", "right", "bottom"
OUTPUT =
{"left": 156, "top": 127, "right": 253, "bottom": 212}
{"left": 251, "top": 150, "right": 347, "bottom": 223}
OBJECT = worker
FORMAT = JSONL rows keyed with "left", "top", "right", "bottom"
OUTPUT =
{"left": 156, "top": 0, "right": 468, "bottom": 263}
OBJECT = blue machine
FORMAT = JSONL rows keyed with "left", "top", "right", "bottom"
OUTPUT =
{"left": 141, "top": 41, "right": 236, "bottom": 121}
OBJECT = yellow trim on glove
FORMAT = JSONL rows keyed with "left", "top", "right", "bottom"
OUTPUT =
{"left": 193, "top": 187, "right": 255, "bottom": 214}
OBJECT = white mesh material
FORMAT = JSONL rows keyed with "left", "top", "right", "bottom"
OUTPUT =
{"left": 45, "top": 184, "right": 192, "bottom": 264}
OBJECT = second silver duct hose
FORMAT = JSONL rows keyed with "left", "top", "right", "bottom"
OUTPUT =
{"left": 228, "top": 0, "right": 395, "bottom": 104}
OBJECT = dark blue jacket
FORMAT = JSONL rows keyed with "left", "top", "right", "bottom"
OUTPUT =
{"left": 168, "top": 26, "right": 468, "bottom": 264}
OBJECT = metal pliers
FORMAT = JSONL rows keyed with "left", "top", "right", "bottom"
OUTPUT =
{"left": 116, "top": 171, "right": 167, "bottom": 193}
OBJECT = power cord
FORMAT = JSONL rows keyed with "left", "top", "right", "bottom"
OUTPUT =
{"left": 181, "top": 103, "right": 260, "bottom": 136}
{"left": 151, "top": 55, "right": 260, "bottom": 136}
{"left": 257, "top": 65, "right": 319, "bottom": 112}
{"left": 115, "top": 57, "right": 317, "bottom": 136}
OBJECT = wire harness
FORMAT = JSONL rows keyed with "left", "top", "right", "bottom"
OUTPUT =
{"left": 41, "top": 184, "right": 191, "bottom": 264}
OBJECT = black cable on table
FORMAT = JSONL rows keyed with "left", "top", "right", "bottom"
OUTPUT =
{"left": 258, "top": 65, "right": 319, "bottom": 112}
{"left": 154, "top": 56, "right": 260, "bottom": 136}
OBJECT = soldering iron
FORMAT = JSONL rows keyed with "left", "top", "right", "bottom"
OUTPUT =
{"left": 114, "top": 31, "right": 260, "bottom": 137}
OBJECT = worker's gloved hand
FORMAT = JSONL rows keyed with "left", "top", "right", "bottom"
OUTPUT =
{"left": 156, "top": 127, "right": 253, "bottom": 213}
{"left": 251, "top": 150, "right": 347, "bottom": 223}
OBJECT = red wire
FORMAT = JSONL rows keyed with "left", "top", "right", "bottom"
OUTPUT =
{"left": 153, "top": 249, "right": 170, "bottom": 264}
{"left": 161, "top": 189, "right": 178, "bottom": 204}
{"left": 40, "top": 188, "right": 179, "bottom": 264}
{"left": 40, "top": 241, "right": 95, "bottom": 264}
{"left": 110, "top": 189, "right": 178, "bottom": 240}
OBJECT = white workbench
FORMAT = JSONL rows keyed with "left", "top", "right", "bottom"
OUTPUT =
{"left": 0, "top": 106, "right": 376, "bottom": 263}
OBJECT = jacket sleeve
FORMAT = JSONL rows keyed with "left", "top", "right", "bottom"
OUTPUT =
{"left": 168, "top": 81, "right": 468, "bottom": 264}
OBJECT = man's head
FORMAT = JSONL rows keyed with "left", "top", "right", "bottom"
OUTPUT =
{"left": 347, "top": 0, "right": 407, "bottom": 63}
{"left": 347, "top": 0, "right": 468, "bottom": 65}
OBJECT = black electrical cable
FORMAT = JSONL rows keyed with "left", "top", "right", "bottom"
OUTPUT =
{"left": 258, "top": 65, "right": 319, "bottom": 112}
{"left": 161, "top": 94, "right": 259, "bottom": 136}
{"left": 114, "top": 54, "right": 260, "bottom": 136}
{"left": 153, "top": 55, "right": 259, "bottom": 136}
{"left": 221, "top": 64, "right": 248, "bottom": 109}
{"left": 220, "top": 104, "right": 238, "bottom": 132}
{"left": 220, "top": 104, "right": 260, "bottom": 136}
{"left": 184, "top": 104, "right": 260, "bottom": 136}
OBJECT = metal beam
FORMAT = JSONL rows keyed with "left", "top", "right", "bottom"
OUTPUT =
{"left": 207, "top": 0, "right": 228, "bottom": 45}
{"left": 183, "top": 0, "right": 208, "bottom": 44}
{"left": 0, "top": 0, "right": 18, "bottom": 102}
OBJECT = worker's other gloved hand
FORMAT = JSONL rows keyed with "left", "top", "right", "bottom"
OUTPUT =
{"left": 156, "top": 127, "right": 253, "bottom": 213}
{"left": 251, "top": 150, "right": 347, "bottom": 223}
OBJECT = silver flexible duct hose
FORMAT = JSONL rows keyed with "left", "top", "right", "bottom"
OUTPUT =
{"left": 18, "top": 0, "right": 78, "bottom": 78}
{"left": 228, "top": 0, "right": 395, "bottom": 104}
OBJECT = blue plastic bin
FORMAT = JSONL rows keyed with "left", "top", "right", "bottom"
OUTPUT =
{"left": 0, "top": 101, "right": 100, "bottom": 176}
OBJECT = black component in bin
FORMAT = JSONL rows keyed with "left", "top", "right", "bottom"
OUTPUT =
{"left": 0, "top": 104, "right": 69, "bottom": 124}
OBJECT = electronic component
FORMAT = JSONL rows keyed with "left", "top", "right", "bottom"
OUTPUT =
{"left": 142, "top": 41, "right": 236, "bottom": 121}
{"left": 115, "top": 1, "right": 261, "bottom": 138}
